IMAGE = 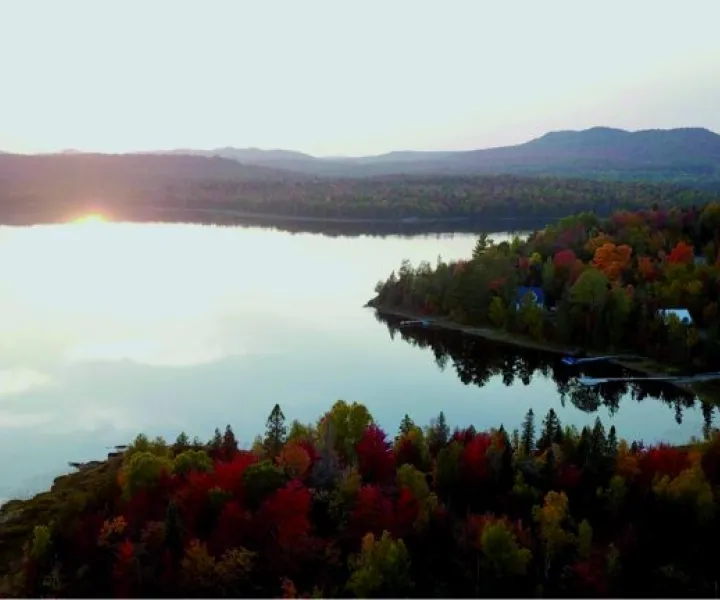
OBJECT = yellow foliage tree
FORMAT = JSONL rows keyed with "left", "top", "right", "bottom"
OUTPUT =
{"left": 615, "top": 440, "right": 640, "bottom": 480}
{"left": 532, "top": 491, "right": 574, "bottom": 575}
{"left": 278, "top": 441, "right": 312, "bottom": 478}
{"left": 652, "top": 465, "right": 715, "bottom": 524}
{"left": 347, "top": 531, "right": 413, "bottom": 597}
{"left": 488, "top": 296, "right": 508, "bottom": 328}
{"left": 585, "top": 232, "right": 614, "bottom": 255}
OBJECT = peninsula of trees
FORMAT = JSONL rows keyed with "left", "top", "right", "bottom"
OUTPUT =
{"left": 2, "top": 400, "right": 719, "bottom": 597}
{"left": 371, "top": 204, "right": 720, "bottom": 369}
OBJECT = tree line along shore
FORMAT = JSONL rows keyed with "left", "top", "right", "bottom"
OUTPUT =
{"left": 1, "top": 166, "right": 718, "bottom": 225}
{"left": 371, "top": 203, "right": 720, "bottom": 375}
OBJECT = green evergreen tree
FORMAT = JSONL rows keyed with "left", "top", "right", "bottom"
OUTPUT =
{"left": 398, "top": 414, "right": 416, "bottom": 439}
{"left": 591, "top": 417, "right": 606, "bottom": 458}
{"left": 264, "top": 404, "right": 288, "bottom": 458}
{"left": 521, "top": 409, "right": 535, "bottom": 456}
{"left": 221, "top": 424, "right": 238, "bottom": 459}
{"left": 537, "top": 408, "right": 562, "bottom": 452}
{"left": 472, "top": 233, "right": 491, "bottom": 259}
{"left": 511, "top": 428, "right": 521, "bottom": 453}
{"left": 209, "top": 427, "right": 223, "bottom": 456}
{"left": 577, "top": 426, "right": 591, "bottom": 465}
{"left": 243, "top": 461, "right": 287, "bottom": 511}
{"left": 498, "top": 428, "right": 515, "bottom": 489}
{"left": 173, "top": 432, "right": 190, "bottom": 455}
{"left": 607, "top": 425, "right": 618, "bottom": 456}
{"left": 427, "top": 411, "right": 450, "bottom": 455}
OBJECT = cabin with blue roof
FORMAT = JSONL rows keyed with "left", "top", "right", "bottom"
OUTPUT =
{"left": 658, "top": 308, "right": 694, "bottom": 326}
{"left": 515, "top": 286, "right": 545, "bottom": 310}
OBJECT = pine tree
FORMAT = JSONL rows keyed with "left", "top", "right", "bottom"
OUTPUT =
{"left": 209, "top": 428, "right": 223, "bottom": 458}
{"left": 521, "top": 409, "right": 535, "bottom": 456}
{"left": 577, "top": 426, "right": 591, "bottom": 465}
{"left": 472, "top": 233, "right": 491, "bottom": 259}
{"left": 436, "top": 411, "right": 449, "bottom": 445}
{"left": 221, "top": 425, "right": 238, "bottom": 460}
{"left": 173, "top": 432, "right": 190, "bottom": 455}
{"left": 607, "top": 425, "right": 618, "bottom": 456}
{"left": 511, "top": 429, "right": 521, "bottom": 453}
{"left": 264, "top": 404, "right": 288, "bottom": 458}
{"left": 591, "top": 417, "right": 606, "bottom": 458}
{"left": 538, "top": 409, "right": 561, "bottom": 452}
{"left": 427, "top": 411, "right": 450, "bottom": 455}
{"left": 498, "top": 428, "right": 515, "bottom": 489}
{"left": 398, "top": 414, "right": 415, "bottom": 439}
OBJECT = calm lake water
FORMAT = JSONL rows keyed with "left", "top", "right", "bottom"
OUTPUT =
{"left": 0, "top": 222, "right": 714, "bottom": 502}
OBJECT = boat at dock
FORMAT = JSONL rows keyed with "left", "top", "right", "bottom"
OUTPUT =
{"left": 561, "top": 354, "right": 642, "bottom": 366}
{"left": 398, "top": 319, "right": 433, "bottom": 328}
{"left": 577, "top": 371, "right": 720, "bottom": 387}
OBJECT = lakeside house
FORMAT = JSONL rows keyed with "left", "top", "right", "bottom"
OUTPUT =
{"left": 516, "top": 286, "right": 546, "bottom": 310}
{"left": 658, "top": 308, "right": 694, "bottom": 326}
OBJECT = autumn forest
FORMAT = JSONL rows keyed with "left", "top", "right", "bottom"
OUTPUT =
{"left": 3, "top": 399, "right": 720, "bottom": 597}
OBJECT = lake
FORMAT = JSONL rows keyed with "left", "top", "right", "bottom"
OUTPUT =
{"left": 0, "top": 221, "right": 714, "bottom": 502}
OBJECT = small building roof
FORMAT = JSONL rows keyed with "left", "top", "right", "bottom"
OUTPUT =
{"left": 516, "top": 286, "right": 545, "bottom": 306}
{"left": 658, "top": 308, "right": 693, "bottom": 325}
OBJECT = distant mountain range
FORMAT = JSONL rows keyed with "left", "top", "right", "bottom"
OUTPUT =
{"left": 1, "top": 128, "right": 719, "bottom": 222}
{"left": 141, "top": 126, "right": 720, "bottom": 187}
{"left": 2, "top": 127, "right": 720, "bottom": 227}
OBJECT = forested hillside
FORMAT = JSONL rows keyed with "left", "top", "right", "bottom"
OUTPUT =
{"left": 0, "top": 151, "right": 717, "bottom": 225}
{"left": 161, "top": 127, "right": 720, "bottom": 188}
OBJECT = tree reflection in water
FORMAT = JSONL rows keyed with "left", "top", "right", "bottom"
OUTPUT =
{"left": 375, "top": 312, "right": 716, "bottom": 433}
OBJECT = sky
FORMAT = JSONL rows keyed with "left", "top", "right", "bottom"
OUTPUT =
{"left": 1, "top": 0, "right": 719, "bottom": 156}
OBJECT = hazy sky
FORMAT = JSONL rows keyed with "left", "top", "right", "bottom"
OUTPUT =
{"left": 1, "top": 0, "right": 719, "bottom": 156}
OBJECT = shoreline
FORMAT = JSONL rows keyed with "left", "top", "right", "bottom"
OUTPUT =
{"left": 369, "top": 304, "right": 714, "bottom": 398}
{"left": 0, "top": 207, "right": 554, "bottom": 228}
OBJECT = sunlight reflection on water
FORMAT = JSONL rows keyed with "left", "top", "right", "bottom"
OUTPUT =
{"left": 0, "top": 223, "right": 708, "bottom": 501}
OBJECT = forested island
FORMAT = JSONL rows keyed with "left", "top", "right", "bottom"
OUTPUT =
{"left": 371, "top": 203, "right": 720, "bottom": 371}
{"left": 2, "top": 400, "right": 720, "bottom": 597}
{"left": 1, "top": 152, "right": 719, "bottom": 227}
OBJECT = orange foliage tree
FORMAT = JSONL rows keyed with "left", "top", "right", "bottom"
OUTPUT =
{"left": 667, "top": 241, "right": 694, "bottom": 265}
{"left": 592, "top": 243, "right": 632, "bottom": 281}
{"left": 637, "top": 256, "right": 657, "bottom": 281}
{"left": 278, "top": 442, "right": 312, "bottom": 479}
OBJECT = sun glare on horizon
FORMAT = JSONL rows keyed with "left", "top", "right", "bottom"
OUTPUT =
{"left": 72, "top": 214, "right": 108, "bottom": 225}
